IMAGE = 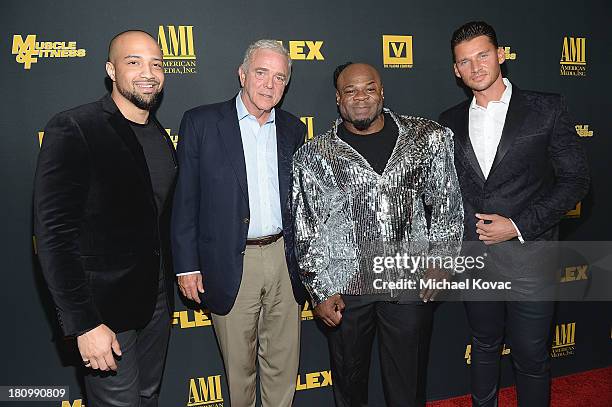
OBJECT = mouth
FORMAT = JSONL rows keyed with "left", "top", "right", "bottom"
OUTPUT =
{"left": 135, "top": 82, "right": 159, "bottom": 93}
{"left": 259, "top": 93, "right": 273, "bottom": 99}
{"left": 471, "top": 73, "right": 486, "bottom": 81}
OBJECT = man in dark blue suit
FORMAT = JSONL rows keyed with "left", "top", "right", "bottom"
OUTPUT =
{"left": 171, "top": 39, "right": 306, "bottom": 407}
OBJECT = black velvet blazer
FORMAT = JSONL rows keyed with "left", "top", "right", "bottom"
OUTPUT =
{"left": 34, "top": 95, "right": 177, "bottom": 337}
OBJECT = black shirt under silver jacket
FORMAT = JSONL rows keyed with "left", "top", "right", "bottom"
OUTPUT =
{"left": 292, "top": 109, "right": 464, "bottom": 305}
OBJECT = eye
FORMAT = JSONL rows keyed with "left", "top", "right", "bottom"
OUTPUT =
{"left": 367, "top": 88, "right": 376, "bottom": 93}
{"left": 127, "top": 60, "right": 138, "bottom": 65}
{"left": 345, "top": 89, "right": 355, "bottom": 95}
{"left": 254, "top": 70, "right": 266, "bottom": 78}
{"left": 480, "top": 53, "right": 488, "bottom": 59}
{"left": 274, "top": 74, "right": 286, "bottom": 84}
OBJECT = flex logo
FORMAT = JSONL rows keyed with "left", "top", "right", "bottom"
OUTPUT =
{"left": 296, "top": 370, "right": 332, "bottom": 391}
{"left": 278, "top": 41, "right": 324, "bottom": 60}
{"left": 299, "top": 116, "right": 315, "bottom": 141}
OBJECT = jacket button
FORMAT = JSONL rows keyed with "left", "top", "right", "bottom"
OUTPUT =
{"left": 153, "top": 249, "right": 160, "bottom": 256}
{"left": 243, "top": 217, "right": 250, "bottom": 224}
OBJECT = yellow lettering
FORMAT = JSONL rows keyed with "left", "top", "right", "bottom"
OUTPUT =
{"left": 289, "top": 41, "right": 306, "bottom": 60}
{"left": 306, "top": 372, "right": 320, "bottom": 388}
{"left": 562, "top": 266, "right": 577, "bottom": 282}
{"left": 390, "top": 42, "right": 405, "bottom": 57}
{"left": 305, "top": 41, "right": 324, "bottom": 60}
{"left": 576, "top": 265, "right": 588, "bottom": 280}
{"left": 12, "top": 34, "right": 38, "bottom": 69}
{"left": 299, "top": 117, "right": 314, "bottom": 141}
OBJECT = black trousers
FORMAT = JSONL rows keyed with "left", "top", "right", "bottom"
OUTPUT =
{"left": 84, "top": 272, "right": 170, "bottom": 407}
{"left": 464, "top": 301, "right": 554, "bottom": 407}
{"left": 326, "top": 295, "right": 433, "bottom": 407}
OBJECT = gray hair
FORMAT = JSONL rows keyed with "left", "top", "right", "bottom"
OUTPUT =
{"left": 240, "top": 39, "right": 292, "bottom": 82}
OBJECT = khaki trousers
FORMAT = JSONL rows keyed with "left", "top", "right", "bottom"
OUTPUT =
{"left": 212, "top": 237, "right": 301, "bottom": 407}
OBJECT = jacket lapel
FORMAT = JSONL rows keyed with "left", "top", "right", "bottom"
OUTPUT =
{"left": 274, "top": 111, "right": 292, "bottom": 211}
{"left": 217, "top": 97, "right": 248, "bottom": 202}
{"left": 488, "top": 87, "right": 527, "bottom": 178}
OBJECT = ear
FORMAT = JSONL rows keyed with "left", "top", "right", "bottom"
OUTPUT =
{"left": 105, "top": 61, "right": 116, "bottom": 81}
{"left": 453, "top": 63, "right": 461, "bottom": 78}
{"left": 381, "top": 86, "right": 384, "bottom": 100}
{"left": 238, "top": 66, "right": 246, "bottom": 87}
{"left": 497, "top": 47, "right": 506, "bottom": 65}
{"left": 335, "top": 90, "right": 340, "bottom": 105}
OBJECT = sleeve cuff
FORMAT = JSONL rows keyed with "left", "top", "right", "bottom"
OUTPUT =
{"left": 177, "top": 270, "right": 201, "bottom": 276}
{"left": 509, "top": 219, "right": 525, "bottom": 244}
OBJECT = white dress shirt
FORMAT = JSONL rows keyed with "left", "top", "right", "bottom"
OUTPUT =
{"left": 236, "top": 92, "right": 283, "bottom": 239}
{"left": 468, "top": 78, "right": 523, "bottom": 243}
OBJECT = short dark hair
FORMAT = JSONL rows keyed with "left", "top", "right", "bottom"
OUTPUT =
{"left": 333, "top": 62, "right": 353, "bottom": 89}
{"left": 451, "top": 21, "right": 498, "bottom": 60}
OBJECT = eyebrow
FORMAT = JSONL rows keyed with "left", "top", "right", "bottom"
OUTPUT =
{"left": 124, "top": 55, "right": 163, "bottom": 61}
{"left": 342, "top": 80, "right": 376, "bottom": 89}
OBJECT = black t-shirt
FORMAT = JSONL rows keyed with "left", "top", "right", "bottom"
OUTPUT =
{"left": 337, "top": 113, "right": 407, "bottom": 303}
{"left": 129, "top": 120, "right": 175, "bottom": 215}
{"left": 337, "top": 113, "right": 399, "bottom": 175}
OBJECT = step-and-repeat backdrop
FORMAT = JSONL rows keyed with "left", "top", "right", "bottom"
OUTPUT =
{"left": 2, "top": 1, "right": 610, "bottom": 406}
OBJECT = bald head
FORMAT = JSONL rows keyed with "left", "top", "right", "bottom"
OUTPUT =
{"left": 108, "top": 30, "right": 159, "bottom": 63}
{"left": 335, "top": 63, "right": 382, "bottom": 91}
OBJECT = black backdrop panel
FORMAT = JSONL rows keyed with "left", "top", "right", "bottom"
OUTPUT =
{"left": 1, "top": 1, "right": 610, "bottom": 406}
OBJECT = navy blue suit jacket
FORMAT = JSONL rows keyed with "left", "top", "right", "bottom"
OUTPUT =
{"left": 171, "top": 96, "right": 307, "bottom": 314}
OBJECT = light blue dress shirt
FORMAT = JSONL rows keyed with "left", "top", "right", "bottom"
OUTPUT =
{"left": 236, "top": 92, "right": 283, "bottom": 238}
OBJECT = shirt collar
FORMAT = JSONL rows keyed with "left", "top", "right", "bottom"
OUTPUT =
{"left": 470, "top": 78, "right": 513, "bottom": 110}
{"left": 236, "top": 91, "right": 275, "bottom": 124}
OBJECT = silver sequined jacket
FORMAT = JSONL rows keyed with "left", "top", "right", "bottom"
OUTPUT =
{"left": 292, "top": 109, "right": 463, "bottom": 305}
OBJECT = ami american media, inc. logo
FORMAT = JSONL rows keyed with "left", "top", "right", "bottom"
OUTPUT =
{"left": 12, "top": 34, "right": 86, "bottom": 70}
{"left": 158, "top": 25, "right": 197, "bottom": 74}
{"left": 560, "top": 36, "right": 586, "bottom": 77}
{"left": 382, "top": 35, "right": 413, "bottom": 69}
{"left": 188, "top": 375, "right": 224, "bottom": 407}
{"left": 464, "top": 322, "right": 576, "bottom": 364}
{"left": 551, "top": 322, "right": 576, "bottom": 358}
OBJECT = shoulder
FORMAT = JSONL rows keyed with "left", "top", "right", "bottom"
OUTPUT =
{"left": 516, "top": 88, "right": 564, "bottom": 112}
{"left": 277, "top": 108, "right": 306, "bottom": 132}
{"left": 439, "top": 99, "right": 470, "bottom": 124}
{"left": 48, "top": 98, "right": 103, "bottom": 124}
{"left": 182, "top": 99, "right": 232, "bottom": 122}
{"left": 293, "top": 129, "right": 334, "bottom": 166}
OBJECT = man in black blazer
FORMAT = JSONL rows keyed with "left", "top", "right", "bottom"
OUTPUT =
{"left": 172, "top": 39, "right": 306, "bottom": 407}
{"left": 34, "top": 31, "right": 177, "bottom": 406}
{"left": 439, "top": 21, "right": 589, "bottom": 406}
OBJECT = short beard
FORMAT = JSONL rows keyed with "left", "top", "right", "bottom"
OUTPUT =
{"left": 117, "top": 84, "right": 161, "bottom": 111}
{"left": 346, "top": 104, "right": 383, "bottom": 131}
{"left": 352, "top": 117, "right": 377, "bottom": 131}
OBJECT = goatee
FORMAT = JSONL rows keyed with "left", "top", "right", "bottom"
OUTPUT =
{"left": 118, "top": 84, "right": 161, "bottom": 111}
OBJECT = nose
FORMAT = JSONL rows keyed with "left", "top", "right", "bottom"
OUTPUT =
{"left": 263, "top": 73, "right": 274, "bottom": 89}
{"left": 354, "top": 89, "right": 369, "bottom": 101}
{"left": 140, "top": 63, "right": 155, "bottom": 79}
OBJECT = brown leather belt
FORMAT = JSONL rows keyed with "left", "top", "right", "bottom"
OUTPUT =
{"left": 246, "top": 232, "right": 283, "bottom": 246}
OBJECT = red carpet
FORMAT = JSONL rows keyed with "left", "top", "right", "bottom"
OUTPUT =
{"left": 427, "top": 367, "right": 612, "bottom": 407}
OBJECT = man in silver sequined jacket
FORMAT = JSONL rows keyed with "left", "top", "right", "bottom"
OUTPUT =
{"left": 291, "top": 62, "right": 463, "bottom": 406}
